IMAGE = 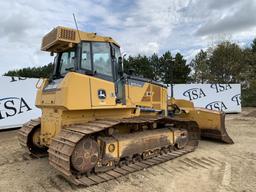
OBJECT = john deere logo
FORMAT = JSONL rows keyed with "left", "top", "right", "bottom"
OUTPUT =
{"left": 98, "top": 89, "right": 106, "bottom": 100}
{"left": 0, "top": 97, "right": 32, "bottom": 120}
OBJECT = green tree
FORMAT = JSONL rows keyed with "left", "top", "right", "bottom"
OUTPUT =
{"left": 208, "top": 41, "right": 244, "bottom": 83}
{"left": 124, "top": 51, "right": 190, "bottom": 84}
{"left": 149, "top": 53, "right": 161, "bottom": 81}
{"left": 124, "top": 55, "right": 154, "bottom": 79}
{"left": 4, "top": 63, "right": 54, "bottom": 78}
{"left": 190, "top": 50, "right": 209, "bottom": 83}
{"left": 242, "top": 48, "right": 256, "bottom": 82}
{"left": 173, "top": 53, "right": 191, "bottom": 83}
{"left": 159, "top": 51, "right": 190, "bottom": 84}
{"left": 242, "top": 80, "right": 256, "bottom": 107}
{"left": 251, "top": 38, "right": 256, "bottom": 53}
{"left": 159, "top": 51, "right": 174, "bottom": 84}
{"left": 189, "top": 39, "right": 256, "bottom": 106}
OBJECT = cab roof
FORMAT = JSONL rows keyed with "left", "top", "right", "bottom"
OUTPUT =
{"left": 41, "top": 26, "right": 119, "bottom": 53}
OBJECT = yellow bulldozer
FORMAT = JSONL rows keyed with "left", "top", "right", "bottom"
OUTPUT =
{"left": 18, "top": 26, "right": 233, "bottom": 186}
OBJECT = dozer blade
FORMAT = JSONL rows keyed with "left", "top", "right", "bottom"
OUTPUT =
{"left": 168, "top": 99, "right": 234, "bottom": 144}
{"left": 199, "top": 111, "right": 234, "bottom": 144}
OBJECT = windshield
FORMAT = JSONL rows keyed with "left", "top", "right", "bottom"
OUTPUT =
{"left": 92, "top": 42, "right": 112, "bottom": 76}
{"left": 59, "top": 49, "right": 75, "bottom": 76}
{"left": 53, "top": 42, "right": 121, "bottom": 80}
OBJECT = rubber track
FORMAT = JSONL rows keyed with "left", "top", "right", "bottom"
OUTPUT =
{"left": 48, "top": 116, "right": 200, "bottom": 186}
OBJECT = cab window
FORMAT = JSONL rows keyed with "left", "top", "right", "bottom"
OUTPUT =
{"left": 113, "top": 44, "right": 121, "bottom": 80}
{"left": 59, "top": 50, "right": 75, "bottom": 76}
{"left": 114, "top": 44, "right": 121, "bottom": 62}
{"left": 92, "top": 43, "right": 112, "bottom": 77}
{"left": 81, "top": 42, "right": 92, "bottom": 70}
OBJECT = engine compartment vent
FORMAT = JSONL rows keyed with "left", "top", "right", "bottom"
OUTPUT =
{"left": 59, "top": 28, "right": 76, "bottom": 41}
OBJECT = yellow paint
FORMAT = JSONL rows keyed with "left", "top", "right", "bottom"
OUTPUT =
{"left": 41, "top": 26, "right": 119, "bottom": 53}
{"left": 90, "top": 77, "right": 116, "bottom": 106}
{"left": 126, "top": 82, "right": 167, "bottom": 112}
{"left": 168, "top": 98, "right": 223, "bottom": 131}
{"left": 35, "top": 71, "right": 169, "bottom": 146}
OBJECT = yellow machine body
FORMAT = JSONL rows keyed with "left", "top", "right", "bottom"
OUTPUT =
{"left": 31, "top": 26, "right": 168, "bottom": 147}
{"left": 36, "top": 73, "right": 167, "bottom": 146}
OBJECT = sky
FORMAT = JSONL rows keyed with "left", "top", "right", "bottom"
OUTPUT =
{"left": 1, "top": 0, "right": 256, "bottom": 75}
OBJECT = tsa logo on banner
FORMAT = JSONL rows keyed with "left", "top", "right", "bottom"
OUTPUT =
{"left": 205, "top": 101, "right": 228, "bottom": 111}
{"left": 183, "top": 88, "right": 206, "bottom": 101}
{"left": 0, "top": 97, "right": 32, "bottom": 120}
{"left": 169, "top": 84, "right": 241, "bottom": 113}
{"left": 210, "top": 84, "right": 232, "bottom": 93}
{"left": 231, "top": 94, "right": 241, "bottom": 106}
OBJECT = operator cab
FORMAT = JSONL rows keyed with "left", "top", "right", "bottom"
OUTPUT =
{"left": 41, "top": 26, "right": 125, "bottom": 104}
{"left": 50, "top": 41, "right": 125, "bottom": 104}
{"left": 52, "top": 42, "right": 122, "bottom": 82}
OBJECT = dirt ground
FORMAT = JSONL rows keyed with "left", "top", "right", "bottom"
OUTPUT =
{"left": 0, "top": 108, "right": 255, "bottom": 192}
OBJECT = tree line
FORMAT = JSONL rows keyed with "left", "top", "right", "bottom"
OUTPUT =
{"left": 190, "top": 39, "right": 256, "bottom": 106}
{"left": 4, "top": 38, "right": 256, "bottom": 106}
{"left": 5, "top": 63, "right": 54, "bottom": 79}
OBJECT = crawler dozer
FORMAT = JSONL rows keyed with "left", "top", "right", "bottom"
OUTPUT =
{"left": 18, "top": 26, "right": 232, "bottom": 186}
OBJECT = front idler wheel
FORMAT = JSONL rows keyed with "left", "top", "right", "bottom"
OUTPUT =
{"left": 71, "top": 137, "right": 99, "bottom": 174}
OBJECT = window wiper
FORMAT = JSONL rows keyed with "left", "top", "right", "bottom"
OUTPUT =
{"left": 65, "top": 67, "right": 75, "bottom": 71}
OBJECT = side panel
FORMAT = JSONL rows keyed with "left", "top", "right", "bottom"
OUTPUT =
{"left": 90, "top": 77, "right": 116, "bottom": 107}
{"left": 126, "top": 79, "right": 167, "bottom": 111}
{"left": 126, "top": 81, "right": 150, "bottom": 107}
{"left": 62, "top": 73, "right": 92, "bottom": 110}
{"left": 36, "top": 73, "right": 92, "bottom": 110}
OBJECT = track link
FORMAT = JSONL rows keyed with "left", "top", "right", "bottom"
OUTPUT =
{"left": 48, "top": 116, "right": 200, "bottom": 186}
{"left": 18, "top": 118, "right": 48, "bottom": 159}
{"left": 18, "top": 118, "right": 41, "bottom": 149}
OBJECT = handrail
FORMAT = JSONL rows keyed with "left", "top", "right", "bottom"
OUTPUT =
{"left": 35, "top": 78, "right": 44, "bottom": 89}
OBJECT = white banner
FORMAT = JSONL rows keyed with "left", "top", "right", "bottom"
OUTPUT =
{"left": 168, "top": 84, "right": 241, "bottom": 113}
{"left": 0, "top": 76, "right": 41, "bottom": 130}
{"left": 0, "top": 76, "right": 241, "bottom": 130}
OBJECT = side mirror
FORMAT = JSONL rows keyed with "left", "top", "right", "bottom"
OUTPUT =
{"left": 128, "top": 68, "right": 135, "bottom": 76}
{"left": 50, "top": 52, "right": 54, "bottom": 56}
{"left": 111, "top": 47, "right": 115, "bottom": 57}
{"left": 118, "top": 57, "right": 122, "bottom": 65}
{"left": 118, "top": 56, "right": 123, "bottom": 75}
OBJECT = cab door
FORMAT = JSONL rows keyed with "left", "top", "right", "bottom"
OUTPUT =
{"left": 111, "top": 44, "right": 126, "bottom": 104}
{"left": 90, "top": 42, "right": 116, "bottom": 107}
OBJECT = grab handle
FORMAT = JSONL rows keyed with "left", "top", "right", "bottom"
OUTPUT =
{"left": 35, "top": 78, "right": 44, "bottom": 89}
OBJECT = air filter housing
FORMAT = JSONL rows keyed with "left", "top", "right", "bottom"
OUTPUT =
{"left": 41, "top": 26, "right": 78, "bottom": 52}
